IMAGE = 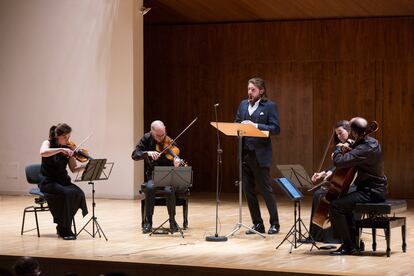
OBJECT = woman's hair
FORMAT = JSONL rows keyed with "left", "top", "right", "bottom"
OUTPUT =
{"left": 49, "top": 123, "right": 72, "bottom": 140}
{"left": 333, "top": 120, "right": 351, "bottom": 144}
{"left": 248, "top": 77, "right": 267, "bottom": 100}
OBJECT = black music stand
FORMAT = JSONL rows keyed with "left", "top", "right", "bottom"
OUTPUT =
{"left": 275, "top": 177, "right": 318, "bottom": 253}
{"left": 276, "top": 164, "right": 313, "bottom": 190}
{"left": 149, "top": 166, "right": 193, "bottom": 238}
{"left": 75, "top": 158, "right": 113, "bottom": 241}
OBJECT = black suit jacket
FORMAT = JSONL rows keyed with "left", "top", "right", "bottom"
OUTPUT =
{"left": 235, "top": 99, "right": 280, "bottom": 168}
{"left": 131, "top": 132, "right": 174, "bottom": 181}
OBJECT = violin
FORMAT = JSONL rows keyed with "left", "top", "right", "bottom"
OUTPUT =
{"left": 155, "top": 136, "right": 188, "bottom": 166}
{"left": 64, "top": 140, "right": 93, "bottom": 163}
{"left": 312, "top": 121, "right": 379, "bottom": 228}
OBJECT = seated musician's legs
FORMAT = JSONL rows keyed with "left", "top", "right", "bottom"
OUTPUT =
{"left": 329, "top": 190, "right": 370, "bottom": 255}
{"left": 40, "top": 180, "right": 82, "bottom": 240}
{"left": 164, "top": 186, "right": 179, "bottom": 231}
{"left": 141, "top": 180, "right": 155, "bottom": 233}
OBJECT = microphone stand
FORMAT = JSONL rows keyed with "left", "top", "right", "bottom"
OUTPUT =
{"left": 206, "top": 104, "right": 228, "bottom": 242}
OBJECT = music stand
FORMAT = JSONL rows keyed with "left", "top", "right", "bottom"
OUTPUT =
{"left": 210, "top": 122, "right": 269, "bottom": 238}
{"left": 276, "top": 164, "right": 313, "bottom": 190}
{"left": 75, "top": 158, "right": 114, "bottom": 241}
{"left": 149, "top": 166, "right": 193, "bottom": 238}
{"left": 274, "top": 177, "right": 318, "bottom": 252}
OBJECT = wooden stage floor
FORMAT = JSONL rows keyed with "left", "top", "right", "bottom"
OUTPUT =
{"left": 0, "top": 193, "right": 412, "bottom": 275}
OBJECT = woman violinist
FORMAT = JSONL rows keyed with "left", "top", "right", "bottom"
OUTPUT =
{"left": 39, "top": 123, "right": 88, "bottom": 240}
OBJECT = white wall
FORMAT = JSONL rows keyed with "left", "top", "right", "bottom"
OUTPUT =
{"left": 0, "top": 0, "right": 144, "bottom": 199}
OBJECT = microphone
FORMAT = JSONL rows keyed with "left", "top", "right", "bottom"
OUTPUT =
{"left": 213, "top": 103, "right": 219, "bottom": 107}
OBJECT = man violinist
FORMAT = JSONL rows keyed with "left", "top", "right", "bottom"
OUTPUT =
{"left": 329, "top": 117, "right": 387, "bottom": 255}
{"left": 132, "top": 120, "right": 183, "bottom": 234}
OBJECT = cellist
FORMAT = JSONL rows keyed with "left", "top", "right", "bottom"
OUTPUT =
{"left": 305, "top": 120, "right": 353, "bottom": 245}
{"left": 329, "top": 117, "right": 387, "bottom": 255}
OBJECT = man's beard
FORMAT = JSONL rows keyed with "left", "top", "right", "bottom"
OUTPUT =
{"left": 248, "top": 94, "right": 260, "bottom": 104}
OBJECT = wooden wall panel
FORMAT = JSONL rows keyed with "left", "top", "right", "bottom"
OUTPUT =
{"left": 382, "top": 61, "right": 414, "bottom": 198}
{"left": 144, "top": 17, "right": 414, "bottom": 197}
{"left": 312, "top": 61, "right": 377, "bottom": 170}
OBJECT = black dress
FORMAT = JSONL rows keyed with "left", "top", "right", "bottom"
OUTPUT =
{"left": 40, "top": 140, "right": 88, "bottom": 230}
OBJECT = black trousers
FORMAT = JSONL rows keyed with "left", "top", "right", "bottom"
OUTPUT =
{"left": 309, "top": 185, "right": 358, "bottom": 243}
{"left": 40, "top": 179, "right": 88, "bottom": 229}
{"left": 242, "top": 150, "right": 279, "bottom": 227}
{"left": 329, "top": 187, "right": 386, "bottom": 247}
{"left": 142, "top": 180, "right": 186, "bottom": 224}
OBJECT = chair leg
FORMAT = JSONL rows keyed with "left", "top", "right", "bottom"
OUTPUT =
{"left": 34, "top": 208, "right": 40, "bottom": 237}
{"left": 183, "top": 200, "right": 188, "bottom": 229}
{"left": 402, "top": 218, "right": 407, "bottom": 253}
{"left": 385, "top": 226, "right": 391, "bottom": 257}
{"left": 21, "top": 208, "right": 28, "bottom": 235}
{"left": 372, "top": 228, "right": 376, "bottom": 251}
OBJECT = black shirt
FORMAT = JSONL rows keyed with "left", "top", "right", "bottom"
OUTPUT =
{"left": 40, "top": 139, "right": 71, "bottom": 185}
{"left": 333, "top": 136, "right": 387, "bottom": 193}
{"left": 131, "top": 132, "right": 174, "bottom": 181}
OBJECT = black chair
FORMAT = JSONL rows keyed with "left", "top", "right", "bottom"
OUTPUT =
{"left": 140, "top": 187, "right": 189, "bottom": 230}
{"left": 21, "top": 164, "right": 76, "bottom": 237}
{"left": 355, "top": 199, "right": 407, "bottom": 257}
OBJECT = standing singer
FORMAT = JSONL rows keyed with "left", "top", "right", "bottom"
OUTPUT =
{"left": 235, "top": 77, "right": 281, "bottom": 235}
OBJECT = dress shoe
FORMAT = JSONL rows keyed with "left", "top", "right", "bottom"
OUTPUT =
{"left": 62, "top": 235, "right": 76, "bottom": 240}
{"left": 267, "top": 225, "right": 280, "bottom": 235}
{"left": 142, "top": 222, "right": 152, "bottom": 234}
{"left": 330, "top": 244, "right": 358, "bottom": 256}
{"left": 169, "top": 219, "right": 179, "bottom": 233}
{"left": 246, "top": 223, "right": 265, "bottom": 235}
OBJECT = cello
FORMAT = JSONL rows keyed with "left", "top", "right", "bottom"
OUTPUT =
{"left": 312, "top": 121, "right": 379, "bottom": 228}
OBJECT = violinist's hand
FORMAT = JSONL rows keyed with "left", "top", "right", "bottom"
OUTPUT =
{"left": 337, "top": 143, "right": 352, "bottom": 153}
{"left": 147, "top": 151, "right": 160, "bottom": 160}
{"left": 61, "top": 148, "right": 74, "bottom": 157}
{"left": 311, "top": 172, "right": 327, "bottom": 184}
{"left": 173, "top": 157, "right": 181, "bottom": 167}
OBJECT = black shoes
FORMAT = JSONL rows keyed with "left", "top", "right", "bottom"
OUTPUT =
{"left": 169, "top": 219, "right": 179, "bottom": 233}
{"left": 330, "top": 244, "right": 358, "bottom": 256}
{"left": 142, "top": 222, "right": 152, "bottom": 234}
{"left": 246, "top": 223, "right": 265, "bottom": 235}
{"left": 56, "top": 226, "right": 76, "bottom": 240}
{"left": 267, "top": 225, "right": 280, "bottom": 235}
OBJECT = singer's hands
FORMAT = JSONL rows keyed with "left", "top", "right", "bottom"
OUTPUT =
{"left": 147, "top": 151, "right": 160, "bottom": 160}
{"left": 241, "top": 120, "right": 258, "bottom": 128}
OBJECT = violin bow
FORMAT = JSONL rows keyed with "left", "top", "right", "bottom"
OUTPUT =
{"left": 317, "top": 130, "right": 334, "bottom": 173}
{"left": 73, "top": 133, "right": 93, "bottom": 153}
{"left": 157, "top": 117, "right": 198, "bottom": 156}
